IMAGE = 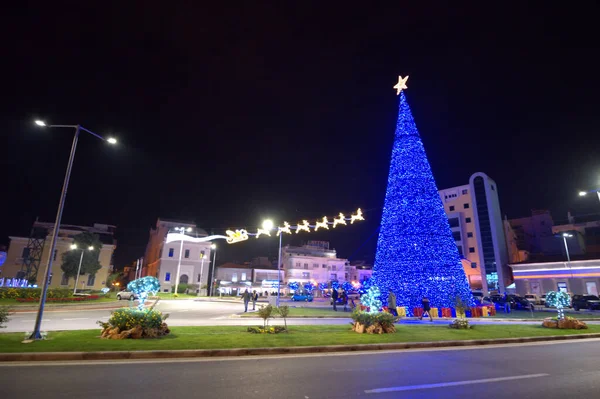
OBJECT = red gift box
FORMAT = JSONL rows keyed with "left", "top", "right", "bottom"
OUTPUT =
{"left": 441, "top": 307, "right": 452, "bottom": 318}
{"left": 413, "top": 308, "right": 424, "bottom": 317}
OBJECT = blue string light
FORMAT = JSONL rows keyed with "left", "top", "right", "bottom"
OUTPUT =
{"left": 372, "top": 92, "right": 473, "bottom": 315}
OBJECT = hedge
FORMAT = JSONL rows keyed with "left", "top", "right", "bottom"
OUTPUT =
{"left": 16, "top": 295, "right": 100, "bottom": 303}
{"left": 0, "top": 288, "right": 72, "bottom": 300}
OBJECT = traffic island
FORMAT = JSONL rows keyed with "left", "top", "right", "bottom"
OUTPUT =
{"left": 2, "top": 324, "right": 600, "bottom": 361}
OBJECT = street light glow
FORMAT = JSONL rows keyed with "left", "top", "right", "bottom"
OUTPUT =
{"left": 211, "top": 244, "right": 216, "bottom": 249}
{"left": 34, "top": 120, "right": 47, "bottom": 127}
{"left": 563, "top": 233, "right": 573, "bottom": 237}
{"left": 579, "top": 191, "right": 587, "bottom": 196}
{"left": 88, "top": 246, "right": 94, "bottom": 250}
{"left": 262, "top": 219, "right": 274, "bottom": 231}
{"left": 186, "top": 227, "right": 192, "bottom": 232}
{"left": 70, "top": 244, "right": 77, "bottom": 250}
{"left": 107, "top": 137, "right": 117, "bottom": 144}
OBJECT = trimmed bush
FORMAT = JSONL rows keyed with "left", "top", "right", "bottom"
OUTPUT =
{"left": 449, "top": 318, "right": 471, "bottom": 329}
{"left": 351, "top": 308, "right": 398, "bottom": 334}
{"left": 0, "top": 288, "right": 72, "bottom": 300}
{"left": 104, "top": 308, "right": 165, "bottom": 331}
{"left": 16, "top": 295, "right": 100, "bottom": 303}
{"left": 0, "top": 306, "right": 11, "bottom": 328}
{"left": 247, "top": 326, "right": 286, "bottom": 334}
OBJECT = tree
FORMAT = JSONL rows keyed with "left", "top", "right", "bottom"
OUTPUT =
{"left": 361, "top": 286, "right": 382, "bottom": 314}
{"left": 275, "top": 305, "right": 289, "bottom": 331}
{"left": 61, "top": 232, "right": 104, "bottom": 279}
{"left": 372, "top": 90, "right": 473, "bottom": 314}
{"left": 545, "top": 291, "right": 571, "bottom": 320}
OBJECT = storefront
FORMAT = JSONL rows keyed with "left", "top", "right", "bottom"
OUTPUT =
{"left": 510, "top": 259, "right": 600, "bottom": 296}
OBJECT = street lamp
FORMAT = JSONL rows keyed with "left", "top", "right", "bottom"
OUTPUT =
{"left": 29, "top": 120, "right": 117, "bottom": 340}
{"left": 561, "top": 233, "right": 573, "bottom": 263}
{"left": 578, "top": 189, "right": 600, "bottom": 204}
{"left": 262, "top": 219, "right": 282, "bottom": 306}
{"left": 209, "top": 243, "right": 217, "bottom": 296}
{"left": 173, "top": 226, "right": 192, "bottom": 296}
{"left": 70, "top": 244, "right": 94, "bottom": 295}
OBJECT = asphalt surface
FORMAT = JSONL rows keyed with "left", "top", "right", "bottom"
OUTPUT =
{"left": 5, "top": 300, "right": 600, "bottom": 332}
{"left": 1, "top": 339, "right": 599, "bottom": 398}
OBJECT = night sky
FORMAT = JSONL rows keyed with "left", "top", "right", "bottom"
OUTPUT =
{"left": 2, "top": 3, "right": 599, "bottom": 269}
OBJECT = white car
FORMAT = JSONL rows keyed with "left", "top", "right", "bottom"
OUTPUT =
{"left": 524, "top": 294, "right": 540, "bottom": 305}
{"left": 116, "top": 290, "right": 138, "bottom": 300}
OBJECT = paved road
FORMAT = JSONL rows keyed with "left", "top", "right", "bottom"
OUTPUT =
{"left": 5, "top": 299, "right": 600, "bottom": 332}
{"left": 1, "top": 339, "right": 599, "bottom": 398}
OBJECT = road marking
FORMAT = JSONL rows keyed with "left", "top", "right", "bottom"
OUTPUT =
{"left": 364, "top": 373, "right": 549, "bottom": 394}
{"left": 62, "top": 318, "right": 89, "bottom": 321}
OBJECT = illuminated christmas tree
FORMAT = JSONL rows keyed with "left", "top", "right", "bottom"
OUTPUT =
{"left": 372, "top": 76, "right": 473, "bottom": 314}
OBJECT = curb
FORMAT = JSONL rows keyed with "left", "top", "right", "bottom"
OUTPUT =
{"left": 2, "top": 333, "right": 600, "bottom": 362}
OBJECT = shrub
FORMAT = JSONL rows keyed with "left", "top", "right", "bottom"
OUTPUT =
{"left": 275, "top": 305, "right": 290, "bottom": 331}
{"left": 247, "top": 326, "right": 286, "bottom": 334}
{"left": 0, "top": 306, "right": 11, "bottom": 328}
{"left": 351, "top": 308, "right": 398, "bottom": 334}
{"left": 103, "top": 308, "right": 166, "bottom": 331}
{"left": 258, "top": 304, "right": 274, "bottom": 328}
{"left": 16, "top": 295, "right": 100, "bottom": 303}
{"left": 449, "top": 318, "right": 471, "bottom": 329}
{"left": 0, "top": 288, "right": 72, "bottom": 300}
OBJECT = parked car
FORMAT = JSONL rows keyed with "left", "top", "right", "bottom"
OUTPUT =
{"left": 540, "top": 294, "right": 546, "bottom": 306}
{"left": 511, "top": 295, "right": 534, "bottom": 309}
{"left": 524, "top": 294, "right": 541, "bottom": 305}
{"left": 571, "top": 295, "right": 600, "bottom": 311}
{"left": 291, "top": 293, "right": 314, "bottom": 302}
{"left": 116, "top": 290, "right": 138, "bottom": 300}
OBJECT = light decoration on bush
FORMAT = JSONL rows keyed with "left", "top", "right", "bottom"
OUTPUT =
{"left": 358, "top": 277, "right": 374, "bottom": 295}
{"left": 318, "top": 282, "right": 328, "bottom": 291}
{"left": 331, "top": 281, "right": 340, "bottom": 290}
{"left": 303, "top": 282, "right": 315, "bottom": 293}
{"left": 341, "top": 281, "right": 353, "bottom": 292}
{"left": 127, "top": 276, "right": 160, "bottom": 310}
{"left": 288, "top": 281, "right": 300, "bottom": 292}
{"left": 371, "top": 78, "right": 473, "bottom": 315}
{"left": 361, "top": 286, "right": 382, "bottom": 314}
{"left": 545, "top": 291, "right": 571, "bottom": 320}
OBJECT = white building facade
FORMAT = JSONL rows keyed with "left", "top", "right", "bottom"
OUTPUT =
{"left": 282, "top": 241, "right": 372, "bottom": 286}
{"left": 438, "top": 172, "right": 510, "bottom": 293}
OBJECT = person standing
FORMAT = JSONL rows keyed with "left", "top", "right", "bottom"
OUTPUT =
{"left": 242, "top": 289, "right": 251, "bottom": 312}
{"left": 341, "top": 291, "right": 348, "bottom": 312}
{"left": 419, "top": 296, "right": 433, "bottom": 321}
{"left": 331, "top": 288, "right": 339, "bottom": 311}
{"left": 503, "top": 292, "right": 511, "bottom": 314}
{"left": 252, "top": 290, "right": 258, "bottom": 310}
{"left": 387, "top": 289, "right": 397, "bottom": 316}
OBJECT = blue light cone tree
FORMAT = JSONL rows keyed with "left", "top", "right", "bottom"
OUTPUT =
{"left": 372, "top": 91, "right": 473, "bottom": 314}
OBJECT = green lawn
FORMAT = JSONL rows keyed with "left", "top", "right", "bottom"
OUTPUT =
{"left": 1, "top": 324, "right": 599, "bottom": 353}
{"left": 0, "top": 297, "right": 118, "bottom": 307}
{"left": 242, "top": 307, "right": 348, "bottom": 318}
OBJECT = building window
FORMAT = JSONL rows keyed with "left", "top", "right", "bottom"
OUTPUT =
{"left": 467, "top": 232, "right": 473, "bottom": 238}
{"left": 471, "top": 262, "right": 477, "bottom": 269}
{"left": 464, "top": 203, "right": 470, "bottom": 209}
{"left": 457, "top": 246, "right": 463, "bottom": 256}
{"left": 462, "top": 189, "right": 468, "bottom": 195}
{"left": 184, "top": 249, "right": 190, "bottom": 259}
{"left": 61, "top": 273, "right": 69, "bottom": 286}
{"left": 330, "top": 273, "right": 337, "bottom": 280}
{"left": 322, "top": 264, "right": 327, "bottom": 268}
{"left": 313, "top": 263, "right": 319, "bottom": 268}
{"left": 466, "top": 217, "right": 472, "bottom": 223}
{"left": 452, "top": 231, "right": 461, "bottom": 241}
{"left": 241, "top": 273, "right": 247, "bottom": 281}
{"left": 296, "top": 262, "right": 301, "bottom": 268}
{"left": 165, "top": 272, "right": 171, "bottom": 282}
{"left": 469, "top": 247, "right": 475, "bottom": 253}
{"left": 304, "top": 263, "right": 309, "bottom": 269}
{"left": 448, "top": 217, "right": 459, "bottom": 228}
{"left": 302, "top": 272, "right": 310, "bottom": 278}
{"left": 22, "top": 248, "right": 30, "bottom": 259}
{"left": 168, "top": 248, "right": 174, "bottom": 257}
{"left": 53, "top": 249, "right": 58, "bottom": 261}
{"left": 87, "top": 274, "right": 96, "bottom": 286}
{"left": 557, "top": 282, "right": 568, "bottom": 293}
{"left": 232, "top": 273, "right": 238, "bottom": 282}
{"left": 197, "top": 274, "right": 201, "bottom": 283}
{"left": 449, "top": 206, "right": 455, "bottom": 212}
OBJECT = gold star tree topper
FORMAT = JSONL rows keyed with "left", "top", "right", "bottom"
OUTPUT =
{"left": 393, "top": 75, "right": 409, "bottom": 95}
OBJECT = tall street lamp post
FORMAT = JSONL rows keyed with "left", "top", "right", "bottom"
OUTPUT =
{"left": 173, "top": 226, "right": 192, "bottom": 295}
{"left": 261, "top": 219, "right": 283, "bottom": 306}
{"left": 198, "top": 250, "right": 206, "bottom": 296}
{"left": 210, "top": 244, "right": 217, "bottom": 296}
{"left": 71, "top": 244, "right": 94, "bottom": 295}
{"left": 29, "top": 121, "right": 117, "bottom": 340}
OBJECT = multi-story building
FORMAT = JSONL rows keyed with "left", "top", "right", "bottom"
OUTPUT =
{"left": 143, "top": 218, "right": 213, "bottom": 293}
{"left": 281, "top": 240, "right": 372, "bottom": 286}
{"left": 3, "top": 221, "right": 116, "bottom": 290}
{"left": 508, "top": 210, "right": 560, "bottom": 255}
{"left": 214, "top": 262, "right": 283, "bottom": 295}
{"left": 438, "top": 172, "right": 510, "bottom": 293}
